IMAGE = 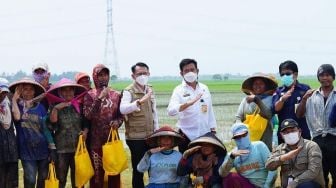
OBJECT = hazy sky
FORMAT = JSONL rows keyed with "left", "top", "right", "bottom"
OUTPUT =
{"left": 1, "top": 0, "right": 336, "bottom": 78}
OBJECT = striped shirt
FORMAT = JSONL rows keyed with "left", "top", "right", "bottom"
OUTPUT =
{"left": 305, "top": 88, "right": 336, "bottom": 138}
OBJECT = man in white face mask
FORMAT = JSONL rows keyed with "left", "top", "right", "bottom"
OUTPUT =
{"left": 167, "top": 58, "right": 216, "bottom": 153}
{"left": 266, "top": 119, "right": 324, "bottom": 188}
{"left": 119, "top": 62, "right": 158, "bottom": 188}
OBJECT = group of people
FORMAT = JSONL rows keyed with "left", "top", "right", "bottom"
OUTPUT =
{"left": 0, "top": 59, "right": 335, "bottom": 188}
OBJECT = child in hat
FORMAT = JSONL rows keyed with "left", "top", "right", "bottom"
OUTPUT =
{"left": 177, "top": 132, "right": 227, "bottom": 188}
{"left": 137, "top": 126, "right": 183, "bottom": 188}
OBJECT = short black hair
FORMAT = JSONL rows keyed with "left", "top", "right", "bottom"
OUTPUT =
{"left": 179, "top": 58, "right": 198, "bottom": 72}
{"left": 131, "top": 62, "right": 149, "bottom": 73}
{"left": 279, "top": 60, "right": 298, "bottom": 74}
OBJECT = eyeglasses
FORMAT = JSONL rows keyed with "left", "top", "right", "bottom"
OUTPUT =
{"left": 280, "top": 72, "right": 293, "bottom": 77}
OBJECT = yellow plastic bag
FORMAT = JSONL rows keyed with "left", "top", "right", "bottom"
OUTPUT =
{"left": 45, "top": 162, "right": 59, "bottom": 188}
{"left": 102, "top": 128, "right": 128, "bottom": 176}
{"left": 243, "top": 108, "right": 268, "bottom": 141}
{"left": 74, "top": 135, "right": 94, "bottom": 187}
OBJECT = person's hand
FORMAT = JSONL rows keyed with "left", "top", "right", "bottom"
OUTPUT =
{"left": 282, "top": 85, "right": 295, "bottom": 101}
{"left": 12, "top": 85, "right": 22, "bottom": 101}
{"left": 149, "top": 146, "right": 167, "bottom": 154}
{"left": 188, "top": 93, "right": 203, "bottom": 106}
{"left": 49, "top": 149, "right": 57, "bottom": 162}
{"left": 98, "top": 87, "right": 109, "bottom": 100}
{"left": 80, "top": 129, "right": 89, "bottom": 141}
{"left": 302, "top": 89, "right": 315, "bottom": 101}
{"left": 109, "top": 120, "right": 119, "bottom": 129}
{"left": 246, "top": 93, "right": 256, "bottom": 103}
{"left": 54, "top": 102, "right": 70, "bottom": 111}
{"left": 139, "top": 87, "right": 153, "bottom": 104}
{"left": 231, "top": 149, "right": 250, "bottom": 157}
{"left": 183, "top": 145, "right": 202, "bottom": 159}
{"left": 280, "top": 146, "right": 303, "bottom": 162}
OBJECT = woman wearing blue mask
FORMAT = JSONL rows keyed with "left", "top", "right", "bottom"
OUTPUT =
{"left": 272, "top": 60, "right": 311, "bottom": 144}
{"left": 219, "top": 123, "right": 277, "bottom": 188}
{"left": 236, "top": 72, "right": 278, "bottom": 151}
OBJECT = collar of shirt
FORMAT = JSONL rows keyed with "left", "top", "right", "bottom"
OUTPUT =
{"left": 181, "top": 80, "right": 199, "bottom": 89}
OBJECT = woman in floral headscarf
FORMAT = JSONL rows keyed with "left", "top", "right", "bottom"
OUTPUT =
{"left": 83, "top": 64, "right": 123, "bottom": 188}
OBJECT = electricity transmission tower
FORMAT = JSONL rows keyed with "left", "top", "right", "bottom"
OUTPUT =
{"left": 104, "top": 0, "right": 120, "bottom": 79}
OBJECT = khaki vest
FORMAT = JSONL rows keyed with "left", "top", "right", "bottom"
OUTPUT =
{"left": 124, "top": 84, "right": 154, "bottom": 139}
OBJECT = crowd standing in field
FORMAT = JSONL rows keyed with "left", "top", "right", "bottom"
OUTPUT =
{"left": 0, "top": 59, "right": 334, "bottom": 188}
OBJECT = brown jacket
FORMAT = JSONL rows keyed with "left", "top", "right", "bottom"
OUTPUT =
{"left": 123, "top": 83, "right": 154, "bottom": 140}
{"left": 266, "top": 138, "right": 325, "bottom": 187}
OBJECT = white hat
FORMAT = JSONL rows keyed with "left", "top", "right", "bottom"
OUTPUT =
{"left": 0, "top": 78, "right": 9, "bottom": 93}
{"left": 32, "top": 62, "right": 49, "bottom": 72}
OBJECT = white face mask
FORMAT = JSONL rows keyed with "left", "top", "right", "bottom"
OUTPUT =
{"left": 283, "top": 132, "right": 300, "bottom": 145}
{"left": 183, "top": 72, "right": 198, "bottom": 83}
{"left": 135, "top": 75, "right": 149, "bottom": 86}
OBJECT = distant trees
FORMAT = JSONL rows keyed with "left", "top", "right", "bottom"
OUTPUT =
{"left": 212, "top": 74, "right": 229, "bottom": 80}
{"left": 212, "top": 74, "right": 223, "bottom": 80}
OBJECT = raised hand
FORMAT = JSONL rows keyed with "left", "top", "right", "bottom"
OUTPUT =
{"left": 183, "top": 145, "right": 202, "bottom": 159}
{"left": 280, "top": 146, "right": 303, "bottom": 161}
{"left": 149, "top": 146, "right": 167, "bottom": 154}
{"left": 98, "top": 87, "right": 109, "bottom": 100}
{"left": 231, "top": 149, "right": 250, "bottom": 157}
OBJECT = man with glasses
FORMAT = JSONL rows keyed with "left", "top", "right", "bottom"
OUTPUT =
{"left": 272, "top": 60, "right": 311, "bottom": 143}
{"left": 120, "top": 62, "right": 158, "bottom": 188}
{"left": 219, "top": 123, "right": 276, "bottom": 188}
{"left": 266, "top": 119, "right": 324, "bottom": 188}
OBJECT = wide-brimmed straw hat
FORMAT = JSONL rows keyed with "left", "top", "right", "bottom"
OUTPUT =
{"left": 9, "top": 77, "right": 46, "bottom": 97}
{"left": 188, "top": 132, "right": 227, "bottom": 155}
{"left": 241, "top": 72, "right": 278, "bottom": 95}
{"left": 47, "top": 78, "right": 86, "bottom": 97}
{"left": 146, "top": 126, "right": 184, "bottom": 148}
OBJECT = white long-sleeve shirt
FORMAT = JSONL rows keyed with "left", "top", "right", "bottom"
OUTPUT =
{"left": 167, "top": 81, "right": 217, "bottom": 140}
{"left": 120, "top": 85, "right": 159, "bottom": 131}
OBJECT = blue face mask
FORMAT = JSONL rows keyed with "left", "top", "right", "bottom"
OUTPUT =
{"left": 235, "top": 135, "right": 251, "bottom": 150}
{"left": 281, "top": 74, "right": 294, "bottom": 87}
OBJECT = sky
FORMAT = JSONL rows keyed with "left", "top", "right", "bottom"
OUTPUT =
{"left": 1, "top": 0, "right": 336, "bottom": 78}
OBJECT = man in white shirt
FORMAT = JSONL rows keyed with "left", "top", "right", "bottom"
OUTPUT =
{"left": 119, "top": 62, "right": 158, "bottom": 188}
{"left": 167, "top": 58, "right": 216, "bottom": 153}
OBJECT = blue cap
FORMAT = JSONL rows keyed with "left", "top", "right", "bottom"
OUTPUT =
{"left": 231, "top": 123, "right": 248, "bottom": 139}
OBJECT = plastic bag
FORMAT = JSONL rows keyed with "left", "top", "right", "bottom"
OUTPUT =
{"left": 45, "top": 162, "right": 59, "bottom": 188}
{"left": 102, "top": 128, "right": 128, "bottom": 175}
{"left": 74, "top": 134, "right": 94, "bottom": 187}
{"left": 243, "top": 108, "right": 268, "bottom": 141}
